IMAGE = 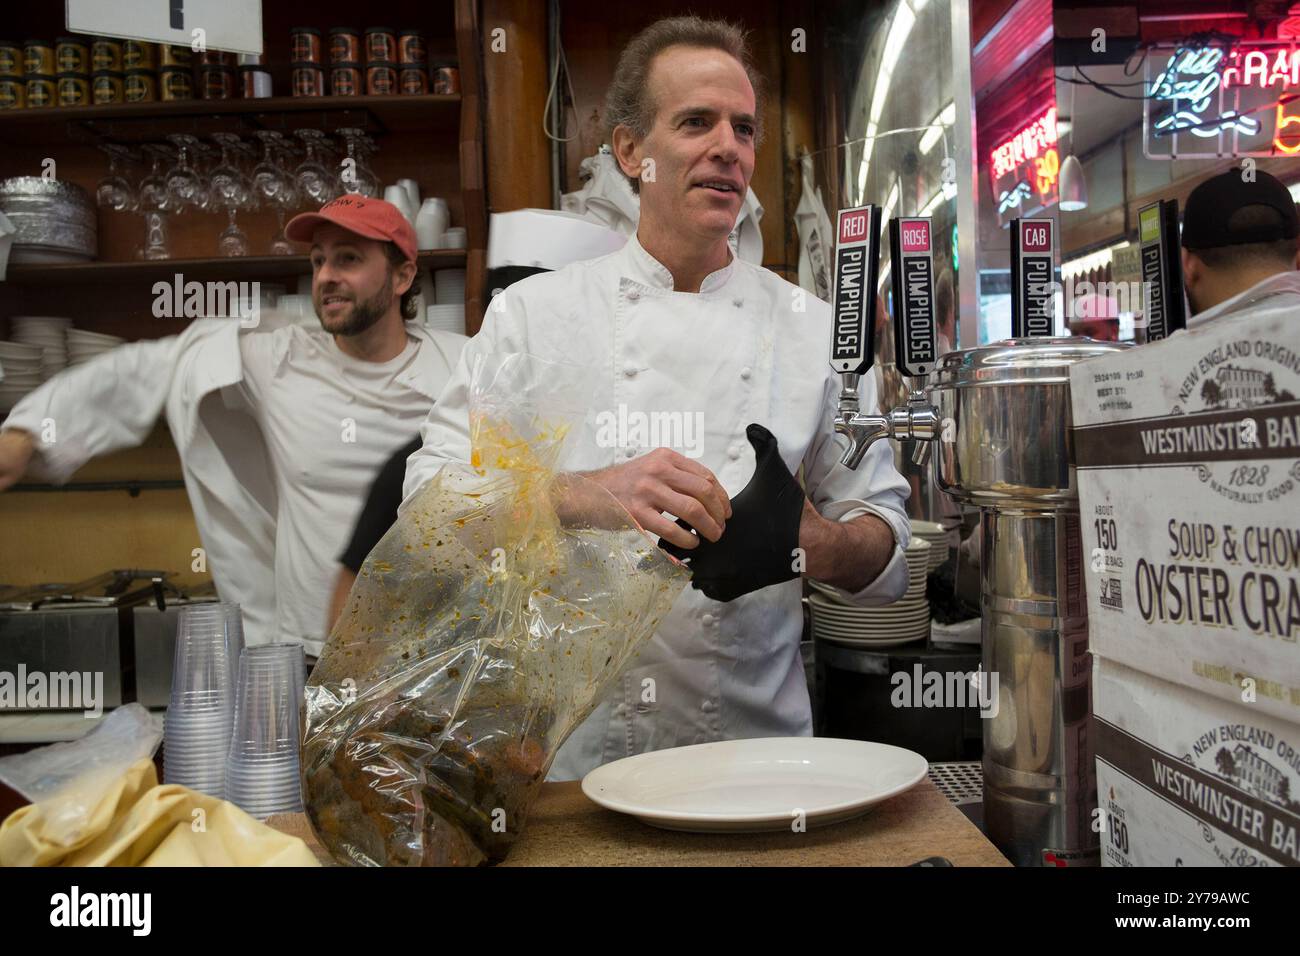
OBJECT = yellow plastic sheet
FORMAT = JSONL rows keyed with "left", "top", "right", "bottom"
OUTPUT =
{"left": 0, "top": 758, "right": 319, "bottom": 867}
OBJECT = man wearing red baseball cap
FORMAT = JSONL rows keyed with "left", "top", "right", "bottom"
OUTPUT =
{"left": 0, "top": 196, "right": 467, "bottom": 661}
{"left": 285, "top": 195, "right": 422, "bottom": 345}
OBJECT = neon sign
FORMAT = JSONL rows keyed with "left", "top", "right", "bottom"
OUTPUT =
{"left": 997, "top": 181, "right": 1033, "bottom": 215}
{"left": 1145, "top": 41, "right": 1300, "bottom": 158}
{"left": 990, "top": 104, "right": 1060, "bottom": 227}
{"left": 1149, "top": 47, "right": 1260, "bottom": 138}
{"left": 990, "top": 106, "right": 1059, "bottom": 180}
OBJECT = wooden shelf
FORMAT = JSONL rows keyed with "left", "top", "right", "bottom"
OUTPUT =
{"left": 0, "top": 95, "right": 462, "bottom": 146}
{"left": 5, "top": 250, "right": 467, "bottom": 285}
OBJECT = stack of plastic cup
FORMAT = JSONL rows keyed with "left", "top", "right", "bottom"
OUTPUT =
{"left": 225, "top": 643, "right": 306, "bottom": 819}
{"left": 163, "top": 603, "right": 245, "bottom": 799}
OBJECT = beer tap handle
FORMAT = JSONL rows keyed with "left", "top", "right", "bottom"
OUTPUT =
{"left": 888, "top": 216, "right": 939, "bottom": 381}
{"left": 829, "top": 205, "right": 882, "bottom": 388}
{"left": 1010, "top": 217, "right": 1058, "bottom": 338}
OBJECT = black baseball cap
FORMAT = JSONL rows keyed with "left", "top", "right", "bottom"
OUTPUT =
{"left": 1181, "top": 170, "right": 1299, "bottom": 250}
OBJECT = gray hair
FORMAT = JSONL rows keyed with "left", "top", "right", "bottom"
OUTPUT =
{"left": 604, "top": 16, "right": 766, "bottom": 191}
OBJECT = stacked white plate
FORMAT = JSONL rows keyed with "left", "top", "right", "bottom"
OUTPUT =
{"left": 910, "top": 520, "right": 951, "bottom": 570}
{"left": 66, "top": 328, "right": 125, "bottom": 367}
{"left": 808, "top": 537, "right": 932, "bottom": 648}
{"left": 10, "top": 316, "right": 71, "bottom": 380}
{"left": 426, "top": 304, "right": 465, "bottom": 334}
{"left": 0, "top": 340, "right": 43, "bottom": 412}
{"left": 433, "top": 268, "right": 465, "bottom": 304}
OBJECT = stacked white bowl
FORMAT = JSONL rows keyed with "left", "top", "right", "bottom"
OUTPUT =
{"left": 162, "top": 603, "right": 245, "bottom": 799}
{"left": 225, "top": 643, "right": 305, "bottom": 819}
{"left": 910, "top": 520, "right": 951, "bottom": 571}
{"left": 65, "top": 328, "right": 125, "bottom": 367}
{"left": 426, "top": 305, "right": 464, "bottom": 334}
{"left": 434, "top": 268, "right": 465, "bottom": 304}
{"left": 808, "top": 537, "right": 932, "bottom": 648}
{"left": 0, "top": 341, "right": 43, "bottom": 412}
{"left": 10, "top": 316, "right": 70, "bottom": 379}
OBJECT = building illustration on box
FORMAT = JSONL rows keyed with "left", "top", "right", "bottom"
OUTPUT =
{"left": 1200, "top": 364, "right": 1297, "bottom": 409}
{"left": 1213, "top": 744, "right": 1293, "bottom": 808}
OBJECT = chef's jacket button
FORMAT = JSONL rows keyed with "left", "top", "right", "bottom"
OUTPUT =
{"left": 728, "top": 446, "right": 741, "bottom": 460}
{"left": 623, "top": 364, "right": 637, "bottom": 377}
{"left": 701, "top": 700, "right": 716, "bottom": 712}
{"left": 624, "top": 447, "right": 636, "bottom": 459}
{"left": 740, "top": 366, "right": 752, "bottom": 380}
{"left": 702, "top": 612, "right": 715, "bottom": 625}
{"left": 627, "top": 290, "right": 640, "bottom": 302}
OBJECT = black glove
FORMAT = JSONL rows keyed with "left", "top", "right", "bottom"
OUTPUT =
{"left": 658, "top": 423, "right": 806, "bottom": 602}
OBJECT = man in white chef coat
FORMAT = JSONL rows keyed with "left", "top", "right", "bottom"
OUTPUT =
{"left": 403, "top": 16, "right": 911, "bottom": 779}
{"left": 0, "top": 198, "right": 466, "bottom": 656}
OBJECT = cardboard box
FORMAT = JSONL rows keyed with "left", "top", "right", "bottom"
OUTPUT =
{"left": 1094, "top": 656, "right": 1300, "bottom": 867}
{"left": 1070, "top": 307, "right": 1300, "bottom": 724}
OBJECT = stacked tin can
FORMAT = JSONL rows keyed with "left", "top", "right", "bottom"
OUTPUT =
{"left": 0, "top": 35, "right": 209, "bottom": 107}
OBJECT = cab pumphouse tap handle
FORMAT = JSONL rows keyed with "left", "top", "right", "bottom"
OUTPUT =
{"left": 1009, "top": 217, "right": 1057, "bottom": 339}
{"left": 887, "top": 216, "right": 939, "bottom": 380}
{"left": 829, "top": 205, "right": 882, "bottom": 378}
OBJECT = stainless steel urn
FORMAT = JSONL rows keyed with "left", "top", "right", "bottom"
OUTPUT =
{"left": 927, "top": 336, "right": 1129, "bottom": 867}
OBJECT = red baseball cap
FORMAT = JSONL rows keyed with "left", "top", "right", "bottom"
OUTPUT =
{"left": 285, "top": 195, "right": 417, "bottom": 262}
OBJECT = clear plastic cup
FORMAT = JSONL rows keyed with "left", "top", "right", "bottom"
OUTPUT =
{"left": 162, "top": 604, "right": 246, "bottom": 798}
{"left": 226, "top": 643, "right": 304, "bottom": 817}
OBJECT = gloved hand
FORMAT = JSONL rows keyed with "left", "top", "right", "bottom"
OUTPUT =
{"left": 658, "top": 424, "right": 806, "bottom": 602}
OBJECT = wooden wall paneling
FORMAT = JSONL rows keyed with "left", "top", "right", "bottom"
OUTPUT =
{"left": 780, "top": 5, "right": 818, "bottom": 284}
{"left": 482, "top": 0, "right": 553, "bottom": 214}
{"left": 457, "top": 0, "right": 489, "bottom": 332}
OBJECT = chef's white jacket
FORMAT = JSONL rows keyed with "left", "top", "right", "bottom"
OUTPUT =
{"left": 3, "top": 320, "right": 465, "bottom": 653}
{"left": 404, "top": 233, "right": 912, "bottom": 780}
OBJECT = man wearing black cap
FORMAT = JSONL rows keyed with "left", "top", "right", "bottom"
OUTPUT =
{"left": 1180, "top": 169, "right": 1300, "bottom": 327}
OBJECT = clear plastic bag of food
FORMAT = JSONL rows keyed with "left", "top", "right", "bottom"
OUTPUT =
{"left": 303, "top": 353, "right": 689, "bottom": 866}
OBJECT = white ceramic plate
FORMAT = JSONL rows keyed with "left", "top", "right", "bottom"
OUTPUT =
{"left": 581, "top": 737, "right": 928, "bottom": 833}
{"left": 813, "top": 614, "right": 931, "bottom": 629}
{"left": 811, "top": 621, "right": 935, "bottom": 634}
{"left": 818, "top": 632, "right": 927, "bottom": 648}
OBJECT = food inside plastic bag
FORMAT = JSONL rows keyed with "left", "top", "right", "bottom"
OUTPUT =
{"left": 303, "top": 354, "right": 689, "bottom": 866}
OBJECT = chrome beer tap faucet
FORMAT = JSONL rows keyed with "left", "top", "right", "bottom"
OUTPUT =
{"left": 831, "top": 209, "right": 942, "bottom": 471}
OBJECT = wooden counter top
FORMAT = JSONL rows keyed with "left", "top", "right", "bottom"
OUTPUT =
{"left": 267, "top": 777, "right": 1010, "bottom": 867}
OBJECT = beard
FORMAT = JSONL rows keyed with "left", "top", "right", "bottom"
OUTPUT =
{"left": 315, "top": 281, "right": 395, "bottom": 336}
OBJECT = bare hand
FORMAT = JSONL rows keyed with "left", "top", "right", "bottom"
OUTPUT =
{"left": 0, "top": 430, "right": 34, "bottom": 492}
{"left": 586, "top": 448, "right": 731, "bottom": 549}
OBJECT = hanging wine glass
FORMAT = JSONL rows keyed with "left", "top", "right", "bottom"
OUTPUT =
{"left": 95, "top": 144, "right": 138, "bottom": 212}
{"left": 294, "top": 129, "right": 338, "bottom": 207}
{"left": 335, "top": 127, "right": 380, "bottom": 197}
{"left": 251, "top": 131, "right": 295, "bottom": 205}
{"left": 269, "top": 206, "right": 295, "bottom": 256}
{"left": 136, "top": 144, "right": 177, "bottom": 260}
{"left": 208, "top": 133, "right": 249, "bottom": 208}
{"left": 164, "top": 134, "right": 207, "bottom": 211}
{"left": 218, "top": 207, "right": 249, "bottom": 257}
{"left": 207, "top": 134, "right": 255, "bottom": 257}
